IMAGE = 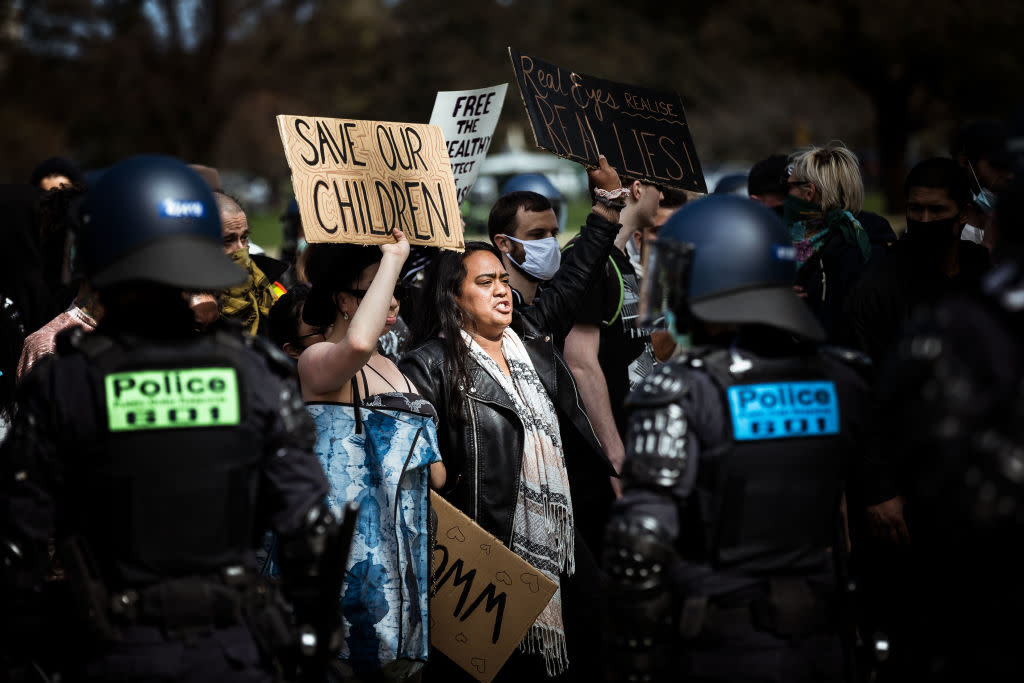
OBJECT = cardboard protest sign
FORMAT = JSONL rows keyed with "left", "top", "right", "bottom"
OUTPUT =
{"left": 429, "top": 84, "right": 508, "bottom": 204}
{"left": 430, "top": 492, "right": 556, "bottom": 682}
{"left": 508, "top": 48, "right": 707, "bottom": 193}
{"left": 277, "top": 115, "right": 465, "bottom": 250}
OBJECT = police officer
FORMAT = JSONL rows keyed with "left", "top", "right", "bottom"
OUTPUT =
{"left": 862, "top": 172, "right": 1024, "bottom": 682}
{"left": 0, "top": 156, "right": 344, "bottom": 682}
{"left": 604, "top": 195, "right": 869, "bottom": 683}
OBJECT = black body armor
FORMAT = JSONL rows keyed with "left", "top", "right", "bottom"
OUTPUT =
{"left": 695, "top": 348, "right": 846, "bottom": 575}
{"left": 605, "top": 341, "right": 865, "bottom": 683}
{"left": 69, "top": 332, "right": 263, "bottom": 586}
{"left": 0, "top": 327, "right": 335, "bottom": 682}
{"left": 867, "top": 262, "right": 1024, "bottom": 682}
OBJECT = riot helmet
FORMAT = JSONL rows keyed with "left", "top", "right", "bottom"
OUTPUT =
{"left": 501, "top": 173, "right": 567, "bottom": 232}
{"left": 640, "top": 194, "right": 824, "bottom": 342}
{"left": 78, "top": 155, "right": 244, "bottom": 290}
{"left": 712, "top": 173, "right": 749, "bottom": 196}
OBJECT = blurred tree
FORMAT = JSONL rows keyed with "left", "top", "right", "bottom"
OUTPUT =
{"left": 720, "top": 0, "right": 1024, "bottom": 210}
{"left": 2, "top": 0, "right": 1021, "bottom": 215}
{"left": 0, "top": 0, "right": 392, "bottom": 179}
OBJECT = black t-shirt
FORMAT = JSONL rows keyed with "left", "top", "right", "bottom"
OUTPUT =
{"left": 569, "top": 247, "right": 648, "bottom": 432}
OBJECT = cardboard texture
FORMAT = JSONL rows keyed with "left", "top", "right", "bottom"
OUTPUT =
{"left": 276, "top": 115, "right": 465, "bottom": 250}
{"left": 508, "top": 48, "right": 707, "bottom": 193}
{"left": 429, "top": 83, "right": 508, "bottom": 204}
{"left": 429, "top": 491, "right": 556, "bottom": 683}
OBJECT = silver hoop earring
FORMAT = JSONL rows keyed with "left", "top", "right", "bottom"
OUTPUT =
{"left": 342, "top": 311, "right": 350, "bottom": 320}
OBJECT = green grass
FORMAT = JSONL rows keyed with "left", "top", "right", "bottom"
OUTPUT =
{"left": 248, "top": 211, "right": 285, "bottom": 254}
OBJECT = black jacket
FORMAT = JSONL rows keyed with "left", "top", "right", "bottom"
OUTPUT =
{"left": 841, "top": 238, "right": 991, "bottom": 367}
{"left": 399, "top": 212, "right": 619, "bottom": 549}
{"left": 795, "top": 230, "right": 871, "bottom": 342}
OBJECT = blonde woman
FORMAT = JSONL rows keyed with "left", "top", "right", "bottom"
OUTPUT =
{"left": 784, "top": 142, "right": 874, "bottom": 339}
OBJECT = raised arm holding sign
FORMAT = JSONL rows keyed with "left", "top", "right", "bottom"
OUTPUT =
{"left": 277, "top": 115, "right": 465, "bottom": 251}
{"left": 508, "top": 48, "right": 707, "bottom": 193}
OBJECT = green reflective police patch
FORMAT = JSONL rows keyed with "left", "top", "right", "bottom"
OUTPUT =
{"left": 104, "top": 367, "right": 241, "bottom": 431}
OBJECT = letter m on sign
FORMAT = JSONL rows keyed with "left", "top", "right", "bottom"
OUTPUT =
{"left": 459, "top": 582, "right": 507, "bottom": 645}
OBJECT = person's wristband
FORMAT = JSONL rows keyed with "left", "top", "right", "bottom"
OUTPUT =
{"left": 593, "top": 186, "right": 629, "bottom": 210}
{"left": 593, "top": 195, "right": 626, "bottom": 210}
{"left": 594, "top": 187, "right": 630, "bottom": 200}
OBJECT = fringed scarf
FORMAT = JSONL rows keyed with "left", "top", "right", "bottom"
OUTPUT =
{"left": 220, "top": 249, "right": 277, "bottom": 336}
{"left": 784, "top": 195, "right": 872, "bottom": 269}
{"left": 461, "top": 328, "right": 575, "bottom": 677}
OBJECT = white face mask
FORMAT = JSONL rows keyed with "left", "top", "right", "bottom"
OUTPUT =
{"left": 502, "top": 235, "right": 561, "bottom": 281}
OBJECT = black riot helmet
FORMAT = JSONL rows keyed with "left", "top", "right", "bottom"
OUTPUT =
{"left": 640, "top": 194, "right": 825, "bottom": 342}
{"left": 78, "top": 155, "right": 244, "bottom": 291}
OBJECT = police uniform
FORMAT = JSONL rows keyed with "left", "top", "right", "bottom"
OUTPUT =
{"left": 603, "top": 195, "right": 868, "bottom": 683}
{"left": 863, "top": 260, "right": 1024, "bottom": 682}
{"left": 2, "top": 327, "right": 329, "bottom": 681}
{"left": 0, "top": 156, "right": 342, "bottom": 682}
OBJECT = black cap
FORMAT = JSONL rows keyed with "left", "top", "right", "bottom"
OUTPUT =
{"left": 748, "top": 154, "right": 790, "bottom": 197}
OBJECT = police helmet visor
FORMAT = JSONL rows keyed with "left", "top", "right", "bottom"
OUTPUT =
{"left": 90, "top": 234, "right": 246, "bottom": 290}
{"left": 639, "top": 238, "right": 694, "bottom": 328}
{"left": 690, "top": 286, "right": 825, "bottom": 342}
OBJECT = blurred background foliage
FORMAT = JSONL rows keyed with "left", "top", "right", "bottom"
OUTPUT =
{"left": 3, "top": 0, "right": 1023, "bottom": 244}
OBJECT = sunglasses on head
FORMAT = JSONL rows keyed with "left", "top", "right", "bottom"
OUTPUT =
{"left": 342, "top": 282, "right": 408, "bottom": 301}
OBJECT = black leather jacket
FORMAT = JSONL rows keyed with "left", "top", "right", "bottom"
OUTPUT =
{"left": 400, "top": 212, "right": 619, "bottom": 546}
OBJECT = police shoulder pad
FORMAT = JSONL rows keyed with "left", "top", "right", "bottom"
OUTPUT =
{"left": 54, "top": 326, "right": 86, "bottom": 356}
{"left": 56, "top": 326, "right": 113, "bottom": 359}
{"left": 819, "top": 344, "right": 871, "bottom": 369}
{"left": 627, "top": 361, "right": 691, "bottom": 408}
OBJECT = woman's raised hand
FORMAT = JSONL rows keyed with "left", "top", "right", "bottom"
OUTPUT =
{"left": 380, "top": 228, "right": 410, "bottom": 262}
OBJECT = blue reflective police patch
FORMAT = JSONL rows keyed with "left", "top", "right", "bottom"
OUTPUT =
{"left": 159, "top": 198, "right": 205, "bottom": 218}
{"left": 727, "top": 381, "right": 839, "bottom": 441}
{"left": 773, "top": 244, "right": 797, "bottom": 263}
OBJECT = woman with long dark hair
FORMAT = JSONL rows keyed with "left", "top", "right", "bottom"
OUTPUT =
{"left": 297, "top": 228, "right": 444, "bottom": 681}
{"left": 400, "top": 157, "right": 625, "bottom": 681}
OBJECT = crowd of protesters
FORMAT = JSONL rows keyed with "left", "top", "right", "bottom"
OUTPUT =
{"left": 1, "top": 115, "right": 1023, "bottom": 683}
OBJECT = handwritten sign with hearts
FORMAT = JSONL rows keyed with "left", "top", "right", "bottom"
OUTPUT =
{"left": 520, "top": 572, "right": 541, "bottom": 593}
{"left": 430, "top": 492, "right": 557, "bottom": 682}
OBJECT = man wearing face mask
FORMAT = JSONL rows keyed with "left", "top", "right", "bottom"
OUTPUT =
{"left": 215, "top": 191, "right": 281, "bottom": 337}
{"left": 951, "top": 119, "right": 1015, "bottom": 254}
{"left": 841, "top": 157, "right": 991, "bottom": 368}
{"left": 489, "top": 190, "right": 563, "bottom": 307}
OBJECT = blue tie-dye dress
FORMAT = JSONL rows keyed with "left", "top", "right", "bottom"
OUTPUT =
{"left": 307, "top": 390, "right": 441, "bottom": 675}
